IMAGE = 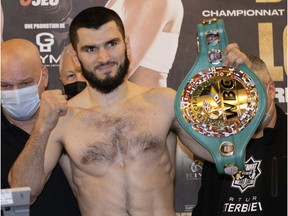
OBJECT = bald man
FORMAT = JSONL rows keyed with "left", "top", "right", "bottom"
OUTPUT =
{"left": 59, "top": 44, "right": 87, "bottom": 99}
{"left": 1, "top": 38, "right": 81, "bottom": 216}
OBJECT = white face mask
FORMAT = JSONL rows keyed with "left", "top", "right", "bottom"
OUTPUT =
{"left": 1, "top": 72, "right": 42, "bottom": 121}
{"left": 261, "top": 101, "right": 273, "bottom": 126}
{"left": 259, "top": 83, "right": 274, "bottom": 129}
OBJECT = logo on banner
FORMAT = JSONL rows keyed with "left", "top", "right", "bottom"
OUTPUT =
{"left": 231, "top": 156, "right": 262, "bottom": 193}
{"left": 35, "top": 33, "right": 60, "bottom": 66}
{"left": 186, "top": 160, "right": 203, "bottom": 180}
{"left": 18, "top": 0, "right": 72, "bottom": 22}
{"left": 36, "top": 32, "right": 54, "bottom": 52}
{"left": 20, "top": 0, "right": 60, "bottom": 7}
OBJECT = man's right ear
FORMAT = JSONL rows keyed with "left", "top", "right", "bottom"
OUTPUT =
{"left": 125, "top": 36, "right": 132, "bottom": 61}
{"left": 71, "top": 48, "right": 81, "bottom": 67}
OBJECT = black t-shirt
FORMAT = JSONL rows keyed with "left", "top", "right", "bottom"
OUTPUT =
{"left": 193, "top": 105, "right": 287, "bottom": 216}
{"left": 1, "top": 109, "right": 81, "bottom": 216}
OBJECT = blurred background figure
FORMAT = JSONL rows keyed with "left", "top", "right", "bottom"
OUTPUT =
{"left": 59, "top": 44, "right": 87, "bottom": 99}
{"left": 105, "top": 0, "right": 184, "bottom": 88}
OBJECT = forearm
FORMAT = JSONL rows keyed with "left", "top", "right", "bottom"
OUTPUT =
{"left": 8, "top": 126, "right": 51, "bottom": 202}
{"left": 8, "top": 89, "right": 68, "bottom": 202}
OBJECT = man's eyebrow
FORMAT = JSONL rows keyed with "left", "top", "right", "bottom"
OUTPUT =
{"left": 19, "top": 77, "right": 34, "bottom": 83}
{"left": 1, "top": 77, "right": 33, "bottom": 84}
{"left": 103, "top": 38, "right": 122, "bottom": 47}
{"left": 1, "top": 78, "right": 34, "bottom": 87}
{"left": 106, "top": 37, "right": 121, "bottom": 43}
{"left": 79, "top": 37, "right": 122, "bottom": 52}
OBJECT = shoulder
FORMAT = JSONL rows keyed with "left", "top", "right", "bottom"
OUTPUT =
{"left": 150, "top": 86, "right": 176, "bottom": 94}
{"left": 143, "top": 87, "right": 176, "bottom": 117}
{"left": 128, "top": 81, "right": 176, "bottom": 98}
{"left": 146, "top": 87, "right": 176, "bottom": 102}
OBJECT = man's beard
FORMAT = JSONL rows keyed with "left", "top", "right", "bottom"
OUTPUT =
{"left": 81, "top": 52, "right": 130, "bottom": 94}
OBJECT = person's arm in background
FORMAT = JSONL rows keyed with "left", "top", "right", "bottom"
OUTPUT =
{"left": 122, "top": 0, "right": 168, "bottom": 74}
{"left": 223, "top": 43, "right": 252, "bottom": 68}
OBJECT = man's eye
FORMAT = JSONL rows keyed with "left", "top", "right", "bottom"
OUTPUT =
{"left": 66, "top": 73, "right": 76, "bottom": 80}
{"left": 1, "top": 84, "right": 11, "bottom": 90}
{"left": 86, "top": 47, "right": 96, "bottom": 52}
{"left": 20, "top": 81, "right": 33, "bottom": 88}
{"left": 108, "top": 41, "right": 118, "bottom": 47}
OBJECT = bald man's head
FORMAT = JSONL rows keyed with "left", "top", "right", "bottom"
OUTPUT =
{"left": 1, "top": 38, "right": 48, "bottom": 93}
{"left": 2, "top": 38, "right": 43, "bottom": 72}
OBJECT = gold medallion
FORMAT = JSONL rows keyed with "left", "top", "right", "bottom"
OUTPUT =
{"left": 180, "top": 66, "right": 259, "bottom": 138}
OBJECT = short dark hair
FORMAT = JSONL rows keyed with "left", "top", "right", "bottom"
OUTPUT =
{"left": 69, "top": 6, "right": 125, "bottom": 49}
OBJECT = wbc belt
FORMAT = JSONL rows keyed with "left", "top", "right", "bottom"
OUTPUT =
{"left": 174, "top": 18, "right": 267, "bottom": 175}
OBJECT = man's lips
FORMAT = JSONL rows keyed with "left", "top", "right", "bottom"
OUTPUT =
{"left": 95, "top": 62, "right": 116, "bottom": 71}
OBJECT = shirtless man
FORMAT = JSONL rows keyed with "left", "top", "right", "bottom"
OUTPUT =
{"left": 9, "top": 7, "right": 251, "bottom": 216}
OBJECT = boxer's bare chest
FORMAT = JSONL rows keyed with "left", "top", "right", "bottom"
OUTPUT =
{"left": 62, "top": 101, "right": 169, "bottom": 169}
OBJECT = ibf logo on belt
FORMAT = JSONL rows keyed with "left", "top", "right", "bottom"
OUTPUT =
{"left": 20, "top": 0, "right": 59, "bottom": 7}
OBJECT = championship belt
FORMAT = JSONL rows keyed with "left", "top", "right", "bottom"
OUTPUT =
{"left": 174, "top": 18, "right": 267, "bottom": 175}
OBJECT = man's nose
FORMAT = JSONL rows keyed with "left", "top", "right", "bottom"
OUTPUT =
{"left": 97, "top": 47, "right": 110, "bottom": 63}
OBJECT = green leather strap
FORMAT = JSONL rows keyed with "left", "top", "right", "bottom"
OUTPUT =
{"left": 175, "top": 18, "right": 267, "bottom": 175}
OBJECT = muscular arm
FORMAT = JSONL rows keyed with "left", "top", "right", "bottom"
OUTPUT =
{"left": 156, "top": 86, "right": 214, "bottom": 162}
{"left": 8, "top": 90, "right": 67, "bottom": 203}
{"left": 171, "top": 119, "right": 214, "bottom": 162}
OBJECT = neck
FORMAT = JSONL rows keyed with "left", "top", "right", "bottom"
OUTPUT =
{"left": 87, "top": 80, "right": 130, "bottom": 105}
